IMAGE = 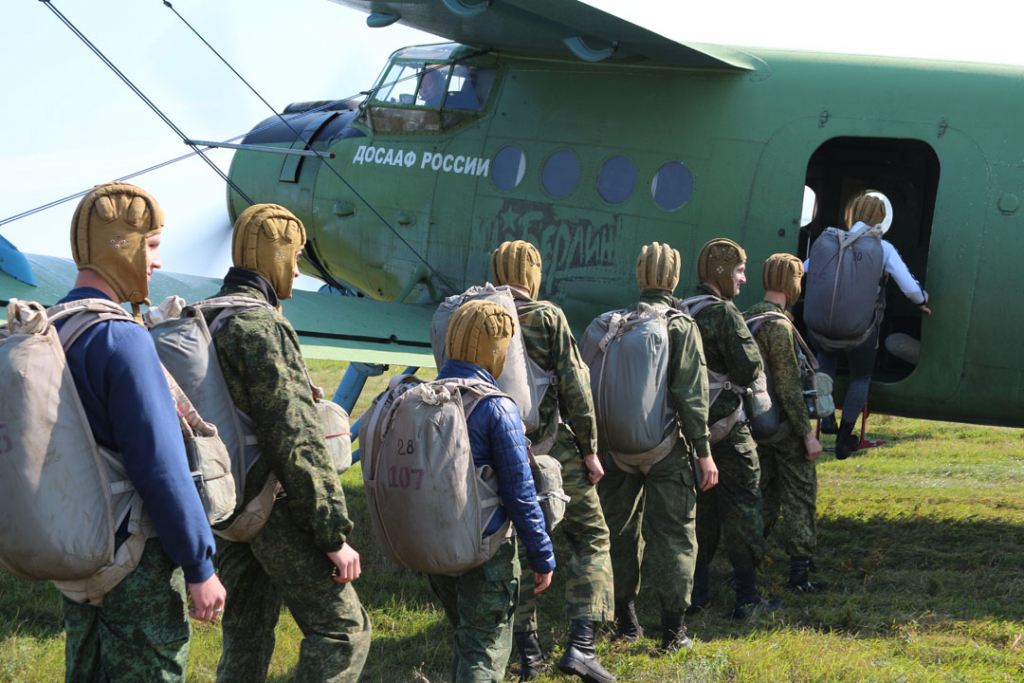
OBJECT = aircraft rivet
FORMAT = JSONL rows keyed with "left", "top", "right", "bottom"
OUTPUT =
{"left": 998, "top": 193, "right": 1019, "bottom": 214}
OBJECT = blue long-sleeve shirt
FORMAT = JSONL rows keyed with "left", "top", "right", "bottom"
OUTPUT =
{"left": 436, "top": 360, "right": 555, "bottom": 575}
{"left": 54, "top": 287, "right": 215, "bottom": 583}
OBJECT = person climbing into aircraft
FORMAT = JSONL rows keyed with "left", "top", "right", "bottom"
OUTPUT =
{"left": 803, "top": 193, "right": 932, "bottom": 460}
{"left": 744, "top": 254, "right": 825, "bottom": 594}
{"left": 682, "top": 238, "right": 781, "bottom": 619}
{"left": 207, "top": 204, "right": 371, "bottom": 683}
{"left": 490, "top": 240, "right": 617, "bottom": 683}
{"left": 429, "top": 299, "right": 557, "bottom": 683}
{"left": 586, "top": 242, "right": 718, "bottom": 651}
{"left": 55, "top": 182, "right": 226, "bottom": 681}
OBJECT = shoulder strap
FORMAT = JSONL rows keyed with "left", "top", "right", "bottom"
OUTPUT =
{"left": 190, "top": 296, "right": 276, "bottom": 337}
{"left": 744, "top": 311, "right": 819, "bottom": 371}
{"left": 47, "top": 299, "right": 135, "bottom": 351}
{"left": 677, "top": 294, "right": 720, "bottom": 318}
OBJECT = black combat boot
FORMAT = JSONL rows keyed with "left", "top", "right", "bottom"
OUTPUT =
{"left": 834, "top": 420, "right": 859, "bottom": 460}
{"left": 614, "top": 601, "right": 643, "bottom": 641}
{"left": 685, "top": 562, "right": 711, "bottom": 615}
{"left": 820, "top": 414, "right": 839, "bottom": 434}
{"left": 788, "top": 556, "right": 825, "bottom": 594}
{"left": 732, "top": 568, "right": 783, "bottom": 619}
{"left": 514, "top": 630, "right": 545, "bottom": 681}
{"left": 658, "top": 611, "right": 693, "bottom": 652}
{"left": 558, "top": 619, "right": 616, "bottom": 683}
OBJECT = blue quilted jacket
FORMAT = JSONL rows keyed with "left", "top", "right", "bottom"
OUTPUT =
{"left": 436, "top": 360, "right": 556, "bottom": 574}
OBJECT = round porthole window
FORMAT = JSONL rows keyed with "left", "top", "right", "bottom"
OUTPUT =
{"left": 597, "top": 156, "right": 637, "bottom": 204}
{"left": 542, "top": 150, "right": 580, "bottom": 198}
{"left": 651, "top": 161, "right": 694, "bottom": 211}
{"left": 492, "top": 146, "right": 526, "bottom": 191}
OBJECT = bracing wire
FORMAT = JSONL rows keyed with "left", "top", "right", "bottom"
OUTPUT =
{"left": 38, "top": 0, "right": 255, "bottom": 206}
{"left": 1, "top": 37, "right": 463, "bottom": 229}
{"left": 161, "top": 0, "right": 486, "bottom": 293}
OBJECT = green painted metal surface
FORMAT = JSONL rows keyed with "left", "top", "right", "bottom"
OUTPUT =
{"left": 224, "top": 30, "right": 1024, "bottom": 427}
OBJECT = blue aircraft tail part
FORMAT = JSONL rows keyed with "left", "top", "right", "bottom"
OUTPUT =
{"left": 0, "top": 235, "right": 36, "bottom": 286}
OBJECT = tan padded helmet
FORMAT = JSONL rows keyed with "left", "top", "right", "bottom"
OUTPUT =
{"left": 762, "top": 253, "right": 805, "bottom": 308}
{"left": 231, "top": 204, "right": 306, "bottom": 300}
{"left": 696, "top": 238, "right": 747, "bottom": 299}
{"left": 844, "top": 193, "right": 886, "bottom": 231}
{"left": 445, "top": 299, "right": 515, "bottom": 379}
{"left": 71, "top": 182, "right": 164, "bottom": 316}
{"left": 636, "top": 241, "right": 681, "bottom": 293}
{"left": 491, "top": 240, "right": 542, "bottom": 299}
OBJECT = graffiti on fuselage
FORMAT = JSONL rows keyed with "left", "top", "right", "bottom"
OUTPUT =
{"left": 487, "top": 199, "right": 621, "bottom": 298}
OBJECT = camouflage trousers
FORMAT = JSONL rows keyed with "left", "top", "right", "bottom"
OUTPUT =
{"left": 515, "top": 425, "right": 614, "bottom": 631}
{"left": 429, "top": 538, "right": 520, "bottom": 683}
{"left": 63, "top": 537, "right": 190, "bottom": 683}
{"left": 696, "top": 422, "right": 766, "bottom": 571}
{"left": 215, "top": 503, "right": 371, "bottom": 683}
{"left": 759, "top": 431, "right": 818, "bottom": 558}
{"left": 597, "top": 439, "right": 698, "bottom": 614}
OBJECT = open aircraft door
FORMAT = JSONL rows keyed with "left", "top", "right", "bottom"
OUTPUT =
{"left": 747, "top": 117, "right": 988, "bottom": 421}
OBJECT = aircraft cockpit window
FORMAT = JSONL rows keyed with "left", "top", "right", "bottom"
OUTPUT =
{"left": 542, "top": 150, "right": 580, "bottom": 198}
{"left": 598, "top": 156, "right": 637, "bottom": 204}
{"left": 373, "top": 63, "right": 421, "bottom": 106}
{"left": 651, "top": 161, "right": 695, "bottom": 211}
{"left": 366, "top": 59, "right": 497, "bottom": 133}
{"left": 492, "top": 146, "right": 527, "bottom": 190}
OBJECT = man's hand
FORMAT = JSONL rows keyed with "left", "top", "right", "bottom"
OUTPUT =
{"left": 187, "top": 574, "right": 226, "bottom": 622}
{"left": 695, "top": 455, "right": 719, "bottom": 491}
{"left": 533, "top": 571, "right": 553, "bottom": 595}
{"left": 804, "top": 432, "right": 823, "bottom": 461}
{"left": 919, "top": 291, "right": 932, "bottom": 316}
{"left": 582, "top": 453, "right": 605, "bottom": 485}
{"left": 328, "top": 543, "right": 361, "bottom": 583}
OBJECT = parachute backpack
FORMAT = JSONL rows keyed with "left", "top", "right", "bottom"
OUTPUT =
{"left": 745, "top": 311, "right": 835, "bottom": 445}
{"left": 803, "top": 226, "right": 886, "bottom": 352}
{"left": 581, "top": 302, "right": 685, "bottom": 473}
{"left": 149, "top": 295, "right": 354, "bottom": 543}
{"left": 677, "top": 295, "right": 773, "bottom": 444}
{"left": 360, "top": 375, "right": 513, "bottom": 575}
{"left": 0, "top": 298, "right": 155, "bottom": 605}
{"left": 430, "top": 284, "right": 557, "bottom": 436}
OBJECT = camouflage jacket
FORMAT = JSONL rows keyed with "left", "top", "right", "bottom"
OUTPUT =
{"left": 688, "top": 284, "right": 764, "bottom": 426}
{"left": 210, "top": 282, "right": 352, "bottom": 552}
{"left": 636, "top": 289, "right": 712, "bottom": 459}
{"left": 517, "top": 298, "right": 598, "bottom": 456}
{"left": 744, "top": 301, "right": 813, "bottom": 437}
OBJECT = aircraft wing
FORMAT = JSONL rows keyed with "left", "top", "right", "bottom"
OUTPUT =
{"left": 327, "top": 0, "right": 758, "bottom": 70}
{"left": 0, "top": 255, "right": 435, "bottom": 368}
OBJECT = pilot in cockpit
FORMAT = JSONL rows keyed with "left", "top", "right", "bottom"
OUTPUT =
{"left": 417, "top": 69, "right": 446, "bottom": 107}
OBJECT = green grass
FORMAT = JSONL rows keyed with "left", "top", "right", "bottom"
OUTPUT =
{"left": 4, "top": 362, "right": 1024, "bottom": 682}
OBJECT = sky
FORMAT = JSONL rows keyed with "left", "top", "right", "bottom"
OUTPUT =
{"left": 2, "top": 0, "right": 1022, "bottom": 291}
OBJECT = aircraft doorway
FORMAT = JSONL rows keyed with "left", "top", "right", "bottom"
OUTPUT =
{"left": 799, "top": 137, "right": 940, "bottom": 384}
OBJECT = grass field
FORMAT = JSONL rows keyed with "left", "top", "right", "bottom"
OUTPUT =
{"left": 3, "top": 359, "right": 1024, "bottom": 682}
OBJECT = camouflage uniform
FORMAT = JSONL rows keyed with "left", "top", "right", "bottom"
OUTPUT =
{"left": 744, "top": 301, "right": 817, "bottom": 558}
{"left": 690, "top": 284, "right": 766, "bottom": 573}
{"left": 430, "top": 539, "right": 520, "bottom": 683}
{"left": 210, "top": 281, "right": 371, "bottom": 683}
{"left": 513, "top": 299, "right": 614, "bottom": 630}
{"left": 63, "top": 538, "right": 190, "bottom": 682}
{"left": 598, "top": 289, "right": 711, "bottom": 614}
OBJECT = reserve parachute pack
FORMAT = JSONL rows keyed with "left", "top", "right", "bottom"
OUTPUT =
{"left": 360, "top": 376, "right": 513, "bottom": 575}
{"left": 745, "top": 311, "right": 835, "bottom": 444}
{"left": 430, "top": 284, "right": 557, "bottom": 437}
{"left": 677, "top": 295, "right": 772, "bottom": 444}
{"left": 149, "top": 295, "right": 352, "bottom": 543}
{"left": 804, "top": 226, "right": 885, "bottom": 351}
{"left": 581, "top": 302, "right": 684, "bottom": 473}
{"left": 0, "top": 298, "right": 155, "bottom": 605}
